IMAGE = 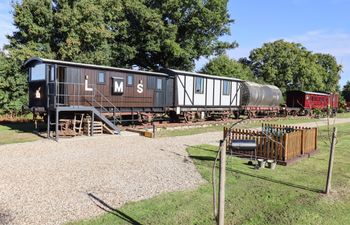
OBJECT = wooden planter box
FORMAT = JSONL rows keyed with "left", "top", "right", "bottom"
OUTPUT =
{"left": 225, "top": 124, "right": 318, "bottom": 165}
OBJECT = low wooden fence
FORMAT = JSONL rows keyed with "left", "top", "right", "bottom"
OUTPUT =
{"left": 225, "top": 124, "right": 318, "bottom": 165}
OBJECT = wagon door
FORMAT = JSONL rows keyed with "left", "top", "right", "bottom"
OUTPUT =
{"left": 47, "top": 65, "right": 56, "bottom": 108}
{"left": 154, "top": 77, "right": 165, "bottom": 108}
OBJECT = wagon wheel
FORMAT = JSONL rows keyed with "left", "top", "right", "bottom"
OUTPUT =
{"left": 248, "top": 112, "right": 255, "bottom": 119}
{"left": 234, "top": 111, "right": 240, "bottom": 119}
{"left": 185, "top": 113, "right": 193, "bottom": 123}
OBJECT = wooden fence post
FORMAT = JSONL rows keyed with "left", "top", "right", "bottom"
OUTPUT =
{"left": 315, "top": 128, "right": 318, "bottom": 150}
{"left": 153, "top": 124, "right": 156, "bottom": 138}
{"left": 325, "top": 127, "right": 337, "bottom": 194}
{"left": 301, "top": 130, "right": 305, "bottom": 155}
{"left": 218, "top": 139, "right": 226, "bottom": 225}
{"left": 223, "top": 127, "right": 227, "bottom": 140}
{"left": 283, "top": 133, "right": 288, "bottom": 161}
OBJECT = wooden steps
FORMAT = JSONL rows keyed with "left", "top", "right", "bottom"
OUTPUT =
{"left": 103, "top": 124, "right": 114, "bottom": 134}
{"left": 84, "top": 121, "right": 103, "bottom": 136}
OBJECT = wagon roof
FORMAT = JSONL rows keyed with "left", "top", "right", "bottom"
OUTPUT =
{"left": 288, "top": 90, "right": 331, "bottom": 96}
{"left": 23, "top": 57, "right": 169, "bottom": 77}
{"left": 164, "top": 68, "right": 242, "bottom": 82}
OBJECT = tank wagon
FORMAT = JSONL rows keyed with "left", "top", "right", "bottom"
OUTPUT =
{"left": 240, "top": 82, "right": 283, "bottom": 118}
{"left": 24, "top": 57, "right": 284, "bottom": 139}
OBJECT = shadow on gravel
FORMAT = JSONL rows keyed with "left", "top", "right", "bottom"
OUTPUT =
{"left": 0, "top": 210, "right": 13, "bottom": 225}
{"left": 87, "top": 193, "right": 143, "bottom": 225}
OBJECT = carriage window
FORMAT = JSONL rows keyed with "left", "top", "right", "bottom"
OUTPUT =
{"left": 147, "top": 76, "right": 156, "bottom": 89}
{"left": 195, "top": 77, "right": 204, "bottom": 94}
{"left": 30, "top": 63, "right": 46, "bottom": 81}
{"left": 156, "top": 78, "right": 162, "bottom": 90}
{"left": 127, "top": 75, "right": 134, "bottom": 86}
{"left": 98, "top": 72, "right": 105, "bottom": 84}
{"left": 222, "top": 80, "right": 231, "bottom": 95}
{"left": 48, "top": 65, "right": 55, "bottom": 82}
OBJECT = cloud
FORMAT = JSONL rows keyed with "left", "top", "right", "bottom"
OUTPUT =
{"left": 284, "top": 29, "right": 350, "bottom": 57}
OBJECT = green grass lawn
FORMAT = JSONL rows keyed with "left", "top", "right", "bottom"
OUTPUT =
{"left": 156, "top": 117, "right": 321, "bottom": 137}
{"left": 0, "top": 122, "right": 40, "bottom": 145}
{"left": 335, "top": 112, "right": 350, "bottom": 118}
{"left": 67, "top": 124, "right": 350, "bottom": 225}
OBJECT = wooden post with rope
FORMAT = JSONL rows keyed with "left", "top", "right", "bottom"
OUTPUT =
{"left": 218, "top": 139, "right": 226, "bottom": 225}
{"left": 325, "top": 127, "right": 337, "bottom": 194}
{"left": 213, "top": 119, "right": 247, "bottom": 225}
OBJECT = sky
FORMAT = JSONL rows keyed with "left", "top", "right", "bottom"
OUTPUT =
{"left": 0, "top": 0, "right": 349, "bottom": 87}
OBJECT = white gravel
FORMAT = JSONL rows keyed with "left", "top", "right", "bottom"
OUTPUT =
{"left": 0, "top": 131, "right": 222, "bottom": 225}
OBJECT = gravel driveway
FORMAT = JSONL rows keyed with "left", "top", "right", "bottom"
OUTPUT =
{"left": 0, "top": 131, "right": 222, "bottom": 225}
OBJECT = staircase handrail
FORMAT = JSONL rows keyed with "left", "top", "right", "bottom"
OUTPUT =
{"left": 94, "top": 88, "right": 121, "bottom": 124}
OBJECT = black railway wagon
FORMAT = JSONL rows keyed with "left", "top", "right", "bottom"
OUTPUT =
{"left": 24, "top": 57, "right": 176, "bottom": 139}
{"left": 24, "top": 57, "right": 174, "bottom": 113}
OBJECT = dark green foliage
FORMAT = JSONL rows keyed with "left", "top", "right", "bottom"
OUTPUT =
{"left": 241, "top": 40, "right": 342, "bottom": 95}
{"left": 342, "top": 81, "right": 350, "bottom": 102}
{"left": 1, "top": 0, "right": 235, "bottom": 115}
{"left": 200, "top": 54, "right": 254, "bottom": 81}
{"left": 7, "top": 0, "right": 56, "bottom": 61}
{"left": 0, "top": 53, "right": 28, "bottom": 115}
{"left": 314, "top": 53, "right": 342, "bottom": 93}
{"left": 7, "top": 0, "right": 236, "bottom": 70}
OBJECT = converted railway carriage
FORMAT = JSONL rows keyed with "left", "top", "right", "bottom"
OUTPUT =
{"left": 162, "top": 69, "right": 242, "bottom": 120}
{"left": 24, "top": 57, "right": 175, "bottom": 139}
{"left": 25, "top": 58, "right": 173, "bottom": 114}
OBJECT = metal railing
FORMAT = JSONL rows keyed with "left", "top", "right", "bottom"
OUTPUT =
{"left": 93, "top": 88, "right": 121, "bottom": 124}
{"left": 47, "top": 81, "right": 121, "bottom": 125}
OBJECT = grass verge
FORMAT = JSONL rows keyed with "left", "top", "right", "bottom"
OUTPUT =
{"left": 67, "top": 123, "right": 350, "bottom": 225}
{"left": 0, "top": 122, "right": 40, "bottom": 145}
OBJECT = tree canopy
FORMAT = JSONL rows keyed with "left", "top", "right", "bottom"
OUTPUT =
{"left": 200, "top": 54, "right": 254, "bottom": 81}
{"left": 0, "top": 52, "right": 27, "bottom": 115}
{"left": 1, "top": 0, "right": 236, "bottom": 115}
{"left": 241, "top": 40, "right": 342, "bottom": 95}
{"left": 7, "top": 0, "right": 236, "bottom": 70}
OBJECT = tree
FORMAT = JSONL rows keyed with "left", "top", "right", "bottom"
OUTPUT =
{"left": 342, "top": 81, "right": 350, "bottom": 102}
{"left": 315, "top": 53, "right": 342, "bottom": 93}
{"left": 241, "top": 40, "right": 341, "bottom": 95}
{"left": 7, "top": 0, "right": 236, "bottom": 70}
{"left": 0, "top": 52, "right": 28, "bottom": 115}
{"left": 200, "top": 54, "right": 254, "bottom": 81}
{"left": 6, "top": 0, "right": 55, "bottom": 61}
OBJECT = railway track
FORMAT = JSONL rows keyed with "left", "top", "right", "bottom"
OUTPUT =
{"left": 121, "top": 115, "right": 313, "bottom": 134}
